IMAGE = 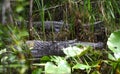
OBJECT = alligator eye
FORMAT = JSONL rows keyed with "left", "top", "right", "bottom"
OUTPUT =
{"left": 114, "top": 47, "right": 117, "bottom": 49}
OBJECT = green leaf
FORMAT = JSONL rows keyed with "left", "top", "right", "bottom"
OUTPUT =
{"left": 62, "top": 46, "right": 90, "bottom": 57}
{"left": 45, "top": 60, "right": 71, "bottom": 74}
{"left": 57, "top": 60, "right": 71, "bottom": 73}
{"left": 40, "top": 56, "right": 51, "bottom": 62}
{"left": 19, "top": 30, "right": 28, "bottom": 38}
{"left": 32, "top": 68, "right": 42, "bottom": 74}
{"left": 45, "top": 62, "right": 58, "bottom": 74}
{"left": 108, "top": 53, "right": 116, "bottom": 60}
{"left": 0, "top": 49, "right": 7, "bottom": 55}
{"left": 107, "top": 30, "right": 120, "bottom": 60}
{"left": 73, "top": 63, "right": 91, "bottom": 70}
{"left": 16, "top": 6, "right": 24, "bottom": 13}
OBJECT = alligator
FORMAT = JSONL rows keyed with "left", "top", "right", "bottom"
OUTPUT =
{"left": 16, "top": 20, "right": 106, "bottom": 42}
{"left": 26, "top": 40, "right": 104, "bottom": 58}
{"left": 16, "top": 21, "right": 106, "bottom": 58}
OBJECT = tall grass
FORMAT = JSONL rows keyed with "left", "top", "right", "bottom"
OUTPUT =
{"left": 35, "top": 0, "right": 46, "bottom": 40}
{"left": 33, "top": 0, "right": 120, "bottom": 39}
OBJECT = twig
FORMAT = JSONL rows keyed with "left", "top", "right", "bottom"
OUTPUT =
{"left": 29, "top": 0, "right": 34, "bottom": 40}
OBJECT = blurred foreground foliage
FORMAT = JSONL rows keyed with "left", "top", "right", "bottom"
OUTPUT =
{"left": 0, "top": 0, "right": 120, "bottom": 74}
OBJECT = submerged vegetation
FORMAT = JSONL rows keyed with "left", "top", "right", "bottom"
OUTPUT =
{"left": 0, "top": 0, "right": 120, "bottom": 74}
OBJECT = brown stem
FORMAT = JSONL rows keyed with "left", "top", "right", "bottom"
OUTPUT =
{"left": 29, "top": 0, "right": 34, "bottom": 40}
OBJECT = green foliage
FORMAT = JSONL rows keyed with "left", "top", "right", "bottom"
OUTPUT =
{"left": 0, "top": 25, "right": 27, "bottom": 48}
{"left": 62, "top": 46, "right": 91, "bottom": 58}
{"left": 35, "top": 0, "right": 46, "bottom": 40}
{"left": 73, "top": 63, "right": 91, "bottom": 70}
{"left": 45, "top": 56, "right": 71, "bottom": 74}
{"left": 13, "top": 0, "right": 29, "bottom": 21}
{"left": 0, "top": 25, "right": 11, "bottom": 48}
{"left": 32, "top": 68, "right": 42, "bottom": 74}
{"left": 0, "top": 25, "right": 29, "bottom": 74}
{"left": 62, "top": 46, "right": 83, "bottom": 57}
{"left": 0, "top": 24, "right": 28, "bottom": 48}
{"left": 0, "top": 0, "right": 120, "bottom": 74}
{"left": 107, "top": 30, "right": 120, "bottom": 60}
{"left": 107, "top": 30, "right": 120, "bottom": 74}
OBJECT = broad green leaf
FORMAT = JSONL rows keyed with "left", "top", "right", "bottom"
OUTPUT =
{"left": 45, "top": 60, "right": 71, "bottom": 74}
{"left": 62, "top": 46, "right": 90, "bottom": 57}
{"left": 57, "top": 60, "right": 71, "bottom": 73}
{"left": 108, "top": 53, "right": 116, "bottom": 60}
{"left": 62, "top": 46, "right": 82, "bottom": 57}
{"left": 45, "top": 62, "right": 58, "bottom": 74}
{"left": 107, "top": 30, "right": 120, "bottom": 60}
